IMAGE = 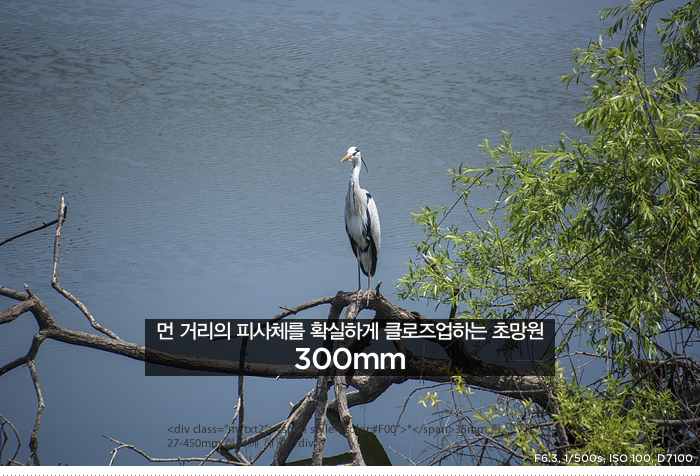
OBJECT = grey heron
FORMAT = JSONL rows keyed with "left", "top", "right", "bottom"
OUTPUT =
{"left": 340, "top": 146, "right": 381, "bottom": 294}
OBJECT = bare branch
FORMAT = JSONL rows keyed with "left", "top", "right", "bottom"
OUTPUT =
{"left": 0, "top": 285, "right": 29, "bottom": 301}
{"left": 0, "top": 219, "right": 59, "bottom": 248}
{"left": 0, "top": 413, "right": 22, "bottom": 465}
{"left": 201, "top": 338, "right": 250, "bottom": 465}
{"left": 27, "top": 361, "right": 44, "bottom": 466}
{"left": 0, "top": 300, "right": 35, "bottom": 325}
{"left": 649, "top": 416, "right": 700, "bottom": 427}
{"left": 202, "top": 406, "right": 240, "bottom": 465}
{"left": 2, "top": 283, "right": 550, "bottom": 410}
{"left": 271, "top": 388, "right": 317, "bottom": 465}
{"left": 248, "top": 421, "right": 286, "bottom": 465}
{"left": 0, "top": 328, "right": 48, "bottom": 378}
{"left": 234, "top": 337, "right": 249, "bottom": 464}
{"left": 333, "top": 373, "right": 365, "bottom": 465}
{"left": 311, "top": 375, "right": 329, "bottom": 465}
{"left": 221, "top": 420, "right": 284, "bottom": 454}
{"left": 49, "top": 197, "right": 120, "bottom": 340}
{"left": 271, "top": 296, "right": 336, "bottom": 323}
{"left": 103, "top": 436, "right": 244, "bottom": 466}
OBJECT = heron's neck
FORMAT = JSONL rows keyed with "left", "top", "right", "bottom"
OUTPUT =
{"left": 347, "top": 164, "right": 364, "bottom": 210}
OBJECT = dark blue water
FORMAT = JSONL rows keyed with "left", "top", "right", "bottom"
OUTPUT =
{"left": 1, "top": 0, "right": 649, "bottom": 465}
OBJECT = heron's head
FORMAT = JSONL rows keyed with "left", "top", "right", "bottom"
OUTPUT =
{"left": 340, "top": 146, "right": 368, "bottom": 171}
{"left": 340, "top": 146, "right": 361, "bottom": 164}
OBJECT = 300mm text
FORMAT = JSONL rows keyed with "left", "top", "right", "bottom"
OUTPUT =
{"left": 294, "top": 347, "right": 405, "bottom": 371}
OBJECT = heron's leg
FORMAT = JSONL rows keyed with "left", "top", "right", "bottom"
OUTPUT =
{"left": 365, "top": 275, "right": 372, "bottom": 305}
{"left": 356, "top": 254, "right": 362, "bottom": 292}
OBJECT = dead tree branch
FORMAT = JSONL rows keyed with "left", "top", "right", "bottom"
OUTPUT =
{"left": 0, "top": 414, "right": 22, "bottom": 464}
{"left": 234, "top": 337, "right": 249, "bottom": 464}
{"left": 49, "top": 197, "right": 120, "bottom": 340}
{"left": 104, "top": 436, "right": 243, "bottom": 466}
{"left": 26, "top": 361, "right": 44, "bottom": 467}
{"left": 333, "top": 373, "right": 365, "bottom": 465}
{"left": 1, "top": 197, "right": 555, "bottom": 466}
{"left": 311, "top": 375, "right": 329, "bottom": 465}
{"left": 271, "top": 388, "right": 318, "bottom": 465}
{"left": 0, "top": 219, "right": 59, "bottom": 248}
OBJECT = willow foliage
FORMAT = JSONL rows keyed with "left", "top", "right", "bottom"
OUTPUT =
{"left": 400, "top": 0, "right": 700, "bottom": 464}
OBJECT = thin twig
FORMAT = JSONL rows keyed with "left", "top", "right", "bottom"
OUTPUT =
{"left": 649, "top": 416, "right": 700, "bottom": 427}
{"left": 50, "top": 197, "right": 120, "bottom": 340}
{"left": 395, "top": 382, "right": 450, "bottom": 427}
{"left": 271, "top": 296, "right": 336, "bottom": 323}
{"left": 0, "top": 413, "right": 22, "bottom": 464}
{"left": 249, "top": 421, "right": 287, "bottom": 465}
{"left": 221, "top": 420, "right": 284, "bottom": 452}
{"left": 200, "top": 405, "right": 239, "bottom": 465}
{"left": 0, "top": 219, "right": 59, "bottom": 248}
{"left": 103, "top": 436, "right": 244, "bottom": 466}
{"left": 271, "top": 389, "right": 318, "bottom": 465}
{"left": 234, "top": 337, "right": 250, "bottom": 464}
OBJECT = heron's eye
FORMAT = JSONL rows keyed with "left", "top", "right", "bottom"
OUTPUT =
{"left": 355, "top": 148, "right": 360, "bottom": 153}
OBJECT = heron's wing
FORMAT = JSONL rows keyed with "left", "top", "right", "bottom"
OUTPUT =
{"left": 366, "top": 193, "right": 380, "bottom": 251}
{"left": 365, "top": 193, "right": 380, "bottom": 276}
{"left": 345, "top": 221, "right": 360, "bottom": 259}
{"left": 345, "top": 197, "right": 365, "bottom": 259}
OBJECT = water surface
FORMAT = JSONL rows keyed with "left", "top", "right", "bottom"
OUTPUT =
{"left": 1, "top": 0, "right": 636, "bottom": 465}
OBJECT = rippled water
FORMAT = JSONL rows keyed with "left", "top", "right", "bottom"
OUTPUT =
{"left": 2, "top": 0, "right": 632, "bottom": 465}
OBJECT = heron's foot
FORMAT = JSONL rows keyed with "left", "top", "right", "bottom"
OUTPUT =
{"left": 364, "top": 288, "right": 374, "bottom": 306}
{"left": 353, "top": 288, "right": 373, "bottom": 306}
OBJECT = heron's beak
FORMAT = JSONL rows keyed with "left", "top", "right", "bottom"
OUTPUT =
{"left": 340, "top": 154, "right": 352, "bottom": 162}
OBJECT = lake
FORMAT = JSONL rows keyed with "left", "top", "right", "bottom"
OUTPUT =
{"left": 0, "top": 0, "right": 663, "bottom": 466}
